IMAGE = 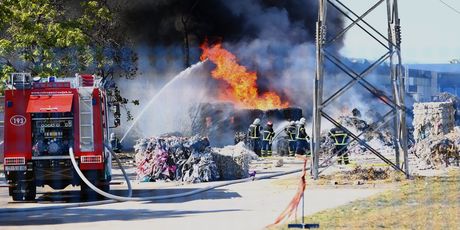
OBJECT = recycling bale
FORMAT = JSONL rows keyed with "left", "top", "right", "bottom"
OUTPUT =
{"left": 413, "top": 102, "right": 455, "bottom": 142}
{"left": 212, "top": 142, "right": 258, "bottom": 180}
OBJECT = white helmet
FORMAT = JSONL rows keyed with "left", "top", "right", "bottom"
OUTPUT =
{"left": 253, "top": 118, "right": 261, "bottom": 125}
{"left": 299, "top": 117, "right": 306, "bottom": 125}
{"left": 295, "top": 121, "right": 300, "bottom": 125}
{"left": 289, "top": 121, "right": 295, "bottom": 125}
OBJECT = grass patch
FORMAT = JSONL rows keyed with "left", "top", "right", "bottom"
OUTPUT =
{"left": 279, "top": 169, "right": 460, "bottom": 229}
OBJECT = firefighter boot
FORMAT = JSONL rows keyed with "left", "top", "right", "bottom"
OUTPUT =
{"left": 344, "top": 154, "right": 350, "bottom": 165}
{"left": 261, "top": 150, "right": 267, "bottom": 157}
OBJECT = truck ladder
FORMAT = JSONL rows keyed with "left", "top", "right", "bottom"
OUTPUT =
{"left": 78, "top": 87, "right": 94, "bottom": 152}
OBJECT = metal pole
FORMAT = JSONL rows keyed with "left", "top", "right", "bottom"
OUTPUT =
{"left": 392, "top": 0, "right": 410, "bottom": 177}
{"left": 312, "top": 0, "right": 408, "bottom": 179}
{"left": 387, "top": 0, "right": 401, "bottom": 168}
{"left": 301, "top": 192, "right": 305, "bottom": 225}
{"left": 312, "top": 0, "right": 327, "bottom": 180}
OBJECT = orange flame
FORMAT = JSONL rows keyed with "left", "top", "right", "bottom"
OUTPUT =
{"left": 200, "top": 42, "right": 289, "bottom": 110}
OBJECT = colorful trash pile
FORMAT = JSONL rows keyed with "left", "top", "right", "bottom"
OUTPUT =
{"left": 134, "top": 135, "right": 257, "bottom": 183}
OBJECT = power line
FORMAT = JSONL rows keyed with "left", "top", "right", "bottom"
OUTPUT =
{"left": 439, "top": 0, "right": 460, "bottom": 15}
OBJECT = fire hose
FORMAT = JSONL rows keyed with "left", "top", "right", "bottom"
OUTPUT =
{"left": 0, "top": 146, "right": 306, "bottom": 213}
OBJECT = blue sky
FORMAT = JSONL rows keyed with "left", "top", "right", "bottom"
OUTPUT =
{"left": 340, "top": 0, "right": 460, "bottom": 64}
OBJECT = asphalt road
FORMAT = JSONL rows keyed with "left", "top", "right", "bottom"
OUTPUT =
{"left": 0, "top": 162, "right": 386, "bottom": 230}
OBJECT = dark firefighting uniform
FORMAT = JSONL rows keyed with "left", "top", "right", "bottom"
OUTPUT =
{"left": 295, "top": 125, "right": 311, "bottom": 155}
{"left": 261, "top": 125, "right": 275, "bottom": 157}
{"left": 329, "top": 127, "right": 350, "bottom": 164}
{"left": 285, "top": 124, "right": 297, "bottom": 156}
{"left": 248, "top": 123, "right": 262, "bottom": 156}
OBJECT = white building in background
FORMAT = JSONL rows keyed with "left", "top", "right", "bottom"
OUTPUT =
{"left": 405, "top": 64, "right": 460, "bottom": 102}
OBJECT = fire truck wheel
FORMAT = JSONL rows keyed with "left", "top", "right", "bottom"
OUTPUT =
{"left": 80, "top": 170, "right": 108, "bottom": 201}
{"left": 11, "top": 180, "right": 36, "bottom": 201}
{"left": 80, "top": 182, "right": 109, "bottom": 201}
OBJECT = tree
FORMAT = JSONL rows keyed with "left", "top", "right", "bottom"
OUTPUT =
{"left": 0, "top": 0, "right": 138, "bottom": 119}
{"left": 0, "top": 0, "right": 88, "bottom": 80}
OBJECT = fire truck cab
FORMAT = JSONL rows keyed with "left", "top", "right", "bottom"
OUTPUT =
{"left": 3, "top": 73, "right": 112, "bottom": 201}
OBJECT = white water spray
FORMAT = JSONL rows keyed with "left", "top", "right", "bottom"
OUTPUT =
{"left": 120, "top": 61, "right": 208, "bottom": 143}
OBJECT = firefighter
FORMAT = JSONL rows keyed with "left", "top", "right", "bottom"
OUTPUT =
{"left": 284, "top": 121, "right": 297, "bottom": 156}
{"left": 329, "top": 126, "right": 350, "bottom": 165}
{"left": 110, "top": 133, "right": 121, "bottom": 153}
{"left": 262, "top": 121, "right": 275, "bottom": 157}
{"left": 295, "top": 118, "right": 311, "bottom": 156}
{"left": 248, "top": 118, "right": 262, "bottom": 156}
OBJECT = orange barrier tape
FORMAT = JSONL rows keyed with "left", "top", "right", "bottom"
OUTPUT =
{"left": 267, "top": 157, "right": 309, "bottom": 228}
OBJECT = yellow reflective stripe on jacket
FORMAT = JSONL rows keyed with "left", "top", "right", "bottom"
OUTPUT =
{"left": 249, "top": 125, "right": 260, "bottom": 138}
{"left": 263, "top": 131, "right": 274, "bottom": 141}
{"left": 330, "top": 133, "right": 348, "bottom": 145}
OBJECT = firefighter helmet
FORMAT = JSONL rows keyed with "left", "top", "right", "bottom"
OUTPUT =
{"left": 299, "top": 117, "right": 306, "bottom": 125}
{"left": 300, "top": 117, "right": 306, "bottom": 123}
{"left": 267, "top": 121, "right": 273, "bottom": 126}
{"left": 253, "top": 118, "right": 261, "bottom": 125}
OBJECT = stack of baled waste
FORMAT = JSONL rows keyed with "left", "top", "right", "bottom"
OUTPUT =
{"left": 434, "top": 92, "right": 460, "bottom": 125}
{"left": 134, "top": 135, "right": 220, "bottom": 183}
{"left": 413, "top": 102, "right": 455, "bottom": 142}
{"left": 411, "top": 102, "right": 459, "bottom": 169}
{"left": 212, "top": 142, "right": 258, "bottom": 180}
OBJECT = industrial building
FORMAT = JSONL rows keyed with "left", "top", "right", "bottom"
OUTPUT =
{"left": 405, "top": 64, "right": 460, "bottom": 102}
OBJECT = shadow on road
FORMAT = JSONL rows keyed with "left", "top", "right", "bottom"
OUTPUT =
{"left": 0, "top": 208, "right": 243, "bottom": 226}
{"left": 27, "top": 187, "right": 242, "bottom": 204}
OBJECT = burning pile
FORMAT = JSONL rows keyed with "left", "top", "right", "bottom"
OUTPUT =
{"left": 200, "top": 42, "right": 289, "bottom": 110}
{"left": 134, "top": 135, "right": 257, "bottom": 182}
{"left": 320, "top": 109, "right": 395, "bottom": 158}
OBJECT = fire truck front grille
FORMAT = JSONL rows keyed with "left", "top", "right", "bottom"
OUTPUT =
{"left": 5, "top": 157, "right": 26, "bottom": 165}
{"left": 80, "top": 155, "right": 102, "bottom": 164}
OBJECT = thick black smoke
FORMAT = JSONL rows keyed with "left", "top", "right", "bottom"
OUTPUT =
{"left": 119, "top": 0, "right": 338, "bottom": 45}
{"left": 117, "top": 0, "right": 345, "bottom": 105}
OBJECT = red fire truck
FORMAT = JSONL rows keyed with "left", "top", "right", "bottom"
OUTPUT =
{"left": 3, "top": 73, "right": 114, "bottom": 201}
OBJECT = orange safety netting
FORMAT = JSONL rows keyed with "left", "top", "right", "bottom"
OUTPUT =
{"left": 267, "top": 156, "right": 309, "bottom": 228}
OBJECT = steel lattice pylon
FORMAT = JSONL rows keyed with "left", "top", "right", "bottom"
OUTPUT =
{"left": 311, "top": 0, "right": 409, "bottom": 179}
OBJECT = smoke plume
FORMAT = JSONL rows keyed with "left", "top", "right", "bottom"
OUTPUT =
{"left": 114, "top": 0, "right": 363, "bottom": 145}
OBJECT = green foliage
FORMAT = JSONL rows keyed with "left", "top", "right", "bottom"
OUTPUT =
{"left": 0, "top": 0, "right": 138, "bottom": 90}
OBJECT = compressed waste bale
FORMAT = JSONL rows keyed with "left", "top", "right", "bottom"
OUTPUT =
{"left": 134, "top": 135, "right": 220, "bottom": 183}
{"left": 412, "top": 132, "right": 460, "bottom": 169}
{"left": 212, "top": 142, "right": 258, "bottom": 180}
{"left": 433, "top": 92, "right": 460, "bottom": 125}
{"left": 413, "top": 102, "right": 455, "bottom": 142}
